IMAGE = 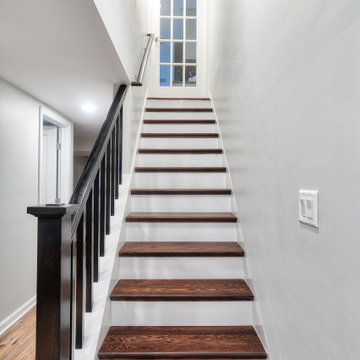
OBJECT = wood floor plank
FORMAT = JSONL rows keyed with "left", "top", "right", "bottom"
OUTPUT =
{"left": 144, "top": 119, "right": 216, "bottom": 124}
{"left": 119, "top": 241, "right": 244, "bottom": 257}
{"left": 130, "top": 189, "right": 231, "bottom": 195}
{"left": 125, "top": 212, "right": 237, "bottom": 223}
{"left": 0, "top": 307, "right": 35, "bottom": 360}
{"left": 147, "top": 97, "right": 211, "bottom": 100}
{"left": 134, "top": 167, "right": 227, "bottom": 173}
{"left": 145, "top": 108, "right": 213, "bottom": 112}
{"left": 138, "top": 149, "right": 223, "bottom": 154}
{"left": 110, "top": 279, "right": 253, "bottom": 301}
{"left": 141, "top": 133, "right": 219, "bottom": 138}
{"left": 98, "top": 326, "right": 267, "bottom": 359}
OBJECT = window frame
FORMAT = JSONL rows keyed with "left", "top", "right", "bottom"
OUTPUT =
{"left": 159, "top": 0, "right": 197, "bottom": 87}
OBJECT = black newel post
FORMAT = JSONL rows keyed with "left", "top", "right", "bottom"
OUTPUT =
{"left": 27, "top": 205, "right": 78, "bottom": 360}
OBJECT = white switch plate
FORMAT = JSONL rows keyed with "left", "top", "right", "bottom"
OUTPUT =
{"left": 299, "top": 190, "right": 319, "bottom": 228}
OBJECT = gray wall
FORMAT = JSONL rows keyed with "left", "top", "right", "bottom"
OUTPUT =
{"left": 207, "top": 1, "right": 360, "bottom": 359}
{"left": 0, "top": 79, "right": 48, "bottom": 326}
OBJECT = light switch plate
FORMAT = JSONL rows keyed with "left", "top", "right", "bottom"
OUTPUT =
{"left": 299, "top": 190, "right": 319, "bottom": 228}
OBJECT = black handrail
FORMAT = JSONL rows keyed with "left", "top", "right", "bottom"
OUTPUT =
{"left": 70, "top": 84, "right": 128, "bottom": 234}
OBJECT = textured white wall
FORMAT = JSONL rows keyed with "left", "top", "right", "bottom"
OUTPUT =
{"left": 89, "top": 0, "right": 154, "bottom": 173}
{"left": 0, "top": 78, "right": 73, "bottom": 328}
{"left": 207, "top": 1, "right": 360, "bottom": 359}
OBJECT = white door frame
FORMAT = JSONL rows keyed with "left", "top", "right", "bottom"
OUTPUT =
{"left": 149, "top": 0, "right": 207, "bottom": 97}
{"left": 38, "top": 106, "right": 73, "bottom": 204}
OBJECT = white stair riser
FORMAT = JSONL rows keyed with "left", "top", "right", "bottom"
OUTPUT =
{"left": 125, "top": 223, "right": 237, "bottom": 242}
{"left": 140, "top": 137, "right": 219, "bottom": 149}
{"left": 117, "top": 257, "right": 244, "bottom": 279}
{"left": 137, "top": 154, "right": 224, "bottom": 167}
{"left": 133, "top": 172, "right": 227, "bottom": 188}
{"left": 144, "top": 112, "right": 215, "bottom": 120}
{"left": 142, "top": 124, "right": 216, "bottom": 133}
{"left": 146, "top": 100, "right": 211, "bottom": 108}
{"left": 130, "top": 195, "right": 232, "bottom": 212}
{"left": 111, "top": 301, "right": 253, "bottom": 326}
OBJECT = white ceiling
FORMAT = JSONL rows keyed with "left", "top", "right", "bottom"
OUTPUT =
{"left": 0, "top": 0, "right": 128, "bottom": 139}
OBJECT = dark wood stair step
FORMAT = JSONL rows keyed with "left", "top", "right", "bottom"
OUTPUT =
{"left": 119, "top": 241, "right": 244, "bottom": 257}
{"left": 110, "top": 279, "right": 253, "bottom": 301}
{"left": 145, "top": 108, "right": 213, "bottom": 112}
{"left": 135, "top": 167, "right": 226, "bottom": 173}
{"left": 99, "top": 326, "right": 267, "bottom": 359}
{"left": 141, "top": 133, "right": 219, "bottom": 138}
{"left": 125, "top": 212, "right": 237, "bottom": 223}
{"left": 130, "top": 189, "right": 231, "bottom": 195}
{"left": 144, "top": 119, "right": 216, "bottom": 124}
{"left": 138, "top": 148, "right": 223, "bottom": 154}
{"left": 147, "top": 97, "right": 211, "bottom": 100}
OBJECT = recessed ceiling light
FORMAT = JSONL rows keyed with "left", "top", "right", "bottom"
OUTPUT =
{"left": 82, "top": 103, "right": 97, "bottom": 113}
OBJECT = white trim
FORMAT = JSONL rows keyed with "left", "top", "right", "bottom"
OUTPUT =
{"left": 0, "top": 296, "right": 36, "bottom": 336}
{"left": 38, "top": 106, "right": 74, "bottom": 204}
{"left": 209, "top": 92, "right": 270, "bottom": 356}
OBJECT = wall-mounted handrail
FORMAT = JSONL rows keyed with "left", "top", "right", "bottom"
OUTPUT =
{"left": 131, "top": 33, "right": 155, "bottom": 86}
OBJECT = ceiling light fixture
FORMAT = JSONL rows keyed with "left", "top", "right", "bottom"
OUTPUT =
{"left": 82, "top": 103, "right": 97, "bottom": 113}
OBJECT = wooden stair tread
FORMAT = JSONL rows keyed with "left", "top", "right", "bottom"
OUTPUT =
{"left": 99, "top": 326, "right": 267, "bottom": 359}
{"left": 125, "top": 212, "right": 237, "bottom": 223}
{"left": 138, "top": 148, "right": 223, "bottom": 154}
{"left": 141, "top": 133, "right": 219, "bottom": 138}
{"left": 144, "top": 119, "right": 216, "bottom": 124}
{"left": 145, "top": 108, "right": 213, "bottom": 112}
{"left": 147, "top": 97, "right": 211, "bottom": 100}
{"left": 135, "top": 167, "right": 226, "bottom": 173}
{"left": 130, "top": 189, "right": 231, "bottom": 195}
{"left": 110, "top": 279, "right": 253, "bottom": 301}
{"left": 119, "top": 242, "right": 244, "bottom": 257}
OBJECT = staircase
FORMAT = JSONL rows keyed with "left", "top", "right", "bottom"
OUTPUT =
{"left": 98, "top": 98, "right": 267, "bottom": 359}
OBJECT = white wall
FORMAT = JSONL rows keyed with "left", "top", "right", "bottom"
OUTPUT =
{"left": 71, "top": 0, "right": 154, "bottom": 176}
{"left": 207, "top": 1, "right": 360, "bottom": 359}
{"left": 93, "top": 0, "right": 154, "bottom": 81}
{"left": 0, "top": 78, "right": 73, "bottom": 332}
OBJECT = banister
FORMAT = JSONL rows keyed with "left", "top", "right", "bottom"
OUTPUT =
{"left": 70, "top": 84, "right": 128, "bottom": 235}
{"left": 28, "top": 81, "right": 129, "bottom": 359}
{"left": 131, "top": 33, "right": 155, "bottom": 86}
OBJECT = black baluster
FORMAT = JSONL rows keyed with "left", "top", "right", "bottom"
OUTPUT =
{"left": 111, "top": 128, "right": 116, "bottom": 215}
{"left": 100, "top": 156, "right": 106, "bottom": 256}
{"left": 93, "top": 172, "right": 100, "bottom": 282}
{"left": 106, "top": 142, "right": 111, "bottom": 235}
{"left": 85, "top": 190, "right": 93, "bottom": 312}
{"left": 75, "top": 214, "right": 84, "bottom": 349}
{"left": 115, "top": 115, "right": 120, "bottom": 199}
{"left": 119, "top": 107, "right": 123, "bottom": 185}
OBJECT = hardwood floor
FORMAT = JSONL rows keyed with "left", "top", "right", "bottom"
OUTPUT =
{"left": 0, "top": 307, "right": 36, "bottom": 360}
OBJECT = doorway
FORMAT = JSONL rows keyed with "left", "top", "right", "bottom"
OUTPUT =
{"left": 152, "top": 0, "right": 207, "bottom": 96}
{"left": 38, "top": 106, "right": 73, "bottom": 205}
{"left": 41, "top": 121, "right": 61, "bottom": 203}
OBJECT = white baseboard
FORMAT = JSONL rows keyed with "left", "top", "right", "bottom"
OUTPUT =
{"left": 0, "top": 296, "right": 36, "bottom": 336}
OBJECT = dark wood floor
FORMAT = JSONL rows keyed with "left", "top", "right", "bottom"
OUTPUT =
{"left": 0, "top": 307, "right": 36, "bottom": 360}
